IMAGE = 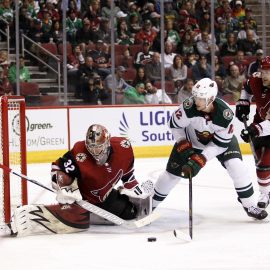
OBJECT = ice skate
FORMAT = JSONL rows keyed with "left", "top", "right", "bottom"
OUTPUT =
{"left": 244, "top": 206, "right": 268, "bottom": 220}
{"left": 257, "top": 192, "right": 270, "bottom": 209}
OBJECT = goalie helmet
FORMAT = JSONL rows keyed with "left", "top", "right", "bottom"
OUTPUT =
{"left": 192, "top": 78, "right": 218, "bottom": 107}
{"left": 85, "top": 124, "right": 111, "bottom": 165}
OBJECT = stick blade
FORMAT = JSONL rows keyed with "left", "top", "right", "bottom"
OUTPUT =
{"left": 173, "top": 229, "right": 192, "bottom": 242}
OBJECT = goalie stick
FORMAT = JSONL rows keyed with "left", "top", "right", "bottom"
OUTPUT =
{"left": 0, "top": 164, "right": 160, "bottom": 229}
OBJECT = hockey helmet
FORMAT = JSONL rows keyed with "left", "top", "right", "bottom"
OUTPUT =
{"left": 85, "top": 124, "right": 111, "bottom": 165}
{"left": 261, "top": 56, "right": 270, "bottom": 70}
{"left": 192, "top": 78, "right": 218, "bottom": 107}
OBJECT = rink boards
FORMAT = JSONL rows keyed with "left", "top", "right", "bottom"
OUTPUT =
{"left": 22, "top": 104, "right": 256, "bottom": 163}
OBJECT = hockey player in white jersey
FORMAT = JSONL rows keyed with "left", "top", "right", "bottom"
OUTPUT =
{"left": 153, "top": 78, "right": 268, "bottom": 220}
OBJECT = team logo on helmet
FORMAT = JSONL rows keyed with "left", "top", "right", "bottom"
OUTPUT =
{"left": 183, "top": 98, "right": 193, "bottom": 109}
{"left": 120, "top": 139, "right": 131, "bottom": 148}
{"left": 223, "top": 109, "right": 233, "bottom": 120}
{"left": 76, "top": 153, "right": 87, "bottom": 162}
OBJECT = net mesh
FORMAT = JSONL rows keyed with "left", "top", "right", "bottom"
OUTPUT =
{"left": 0, "top": 97, "right": 25, "bottom": 224}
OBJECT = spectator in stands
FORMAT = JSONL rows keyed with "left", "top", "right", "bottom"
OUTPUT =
{"left": 223, "top": 8, "right": 239, "bottom": 34}
{"left": 239, "top": 8, "right": 257, "bottom": 32}
{"left": 0, "top": 65, "right": 12, "bottom": 96}
{"left": 164, "top": 0, "right": 179, "bottom": 22}
{"left": 101, "top": 0, "right": 120, "bottom": 27}
{"left": 178, "top": 9, "right": 200, "bottom": 37}
{"left": 92, "top": 17, "right": 111, "bottom": 44}
{"left": 192, "top": 54, "right": 211, "bottom": 82}
{"left": 44, "top": 2, "right": 60, "bottom": 23}
{"left": 195, "top": 0, "right": 210, "bottom": 22}
{"left": 215, "top": 0, "right": 231, "bottom": 19}
{"left": 185, "top": 52, "right": 198, "bottom": 68}
{"left": 220, "top": 32, "right": 239, "bottom": 57}
{"left": 128, "top": 12, "right": 141, "bottom": 35}
{"left": 0, "top": 50, "right": 9, "bottom": 71}
{"left": 0, "top": 0, "right": 14, "bottom": 29}
{"left": 214, "top": 55, "right": 227, "bottom": 91}
{"left": 150, "top": 11, "right": 161, "bottom": 33}
{"left": 165, "top": 19, "right": 180, "bottom": 48}
{"left": 164, "top": 41, "right": 176, "bottom": 68}
{"left": 76, "top": 18, "right": 93, "bottom": 55}
{"left": 223, "top": 64, "right": 245, "bottom": 101}
{"left": 177, "top": 78, "right": 194, "bottom": 103}
{"left": 134, "top": 19, "right": 157, "bottom": 45}
{"left": 144, "top": 52, "right": 162, "bottom": 83}
{"left": 144, "top": 81, "right": 172, "bottom": 104}
{"left": 196, "top": 31, "right": 219, "bottom": 60}
{"left": 247, "top": 49, "right": 263, "bottom": 77}
{"left": 198, "top": 11, "right": 211, "bottom": 32}
{"left": 134, "top": 40, "right": 153, "bottom": 69}
{"left": 88, "top": 40, "right": 111, "bottom": 79}
{"left": 83, "top": 0, "right": 101, "bottom": 30}
{"left": 115, "top": 18, "right": 134, "bottom": 45}
{"left": 141, "top": 2, "right": 155, "bottom": 22}
{"left": 76, "top": 56, "right": 98, "bottom": 98}
{"left": 41, "top": 9, "right": 53, "bottom": 43}
{"left": 8, "top": 57, "right": 30, "bottom": 84}
{"left": 66, "top": 9, "right": 83, "bottom": 45}
{"left": 19, "top": 4, "right": 33, "bottom": 35}
{"left": 231, "top": 50, "right": 249, "bottom": 76}
{"left": 104, "top": 66, "right": 130, "bottom": 94}
{"left": 215, "top": 19, "right": 229, "bottom": 49}
{"left": 81, "top": 73, "right": 109, "bottom": 105}
{"left": 232, "top": 0, "right": 245, "bottom": 20}
{"left": 178, "top": 30, "right": 197, "bottom": 57}
{"left": 51, "top": 20, "right": 63, "bottom": 44}
{"left": 123, "top": 83, "right": 146, "bottom": 104}
{"left": 132, "top": 67, "right": 149, "bottom": 87}
{"left": 237, "top": 20, "right": 259, "bottom": 41}
{"left": 238, "top": 29, "right": 261, "bottom": 55}
{"left": 169, "top": 54, "right": 187, "bottom": 90}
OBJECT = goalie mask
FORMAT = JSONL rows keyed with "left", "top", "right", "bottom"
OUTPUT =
{"left": 192, "top": 78, "right": 218, "bottom": 108}
{"left": 85, "top": 124, "right": 111, "bottom": 165}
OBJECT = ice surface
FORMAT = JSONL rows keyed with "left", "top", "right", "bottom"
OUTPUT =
{"left": 1, "top": 156, "right": 270, "bottom": 270}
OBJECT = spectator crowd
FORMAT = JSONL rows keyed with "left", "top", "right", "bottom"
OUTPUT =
{"left": 0, "top": 0, "right": 263, "bottom": 105}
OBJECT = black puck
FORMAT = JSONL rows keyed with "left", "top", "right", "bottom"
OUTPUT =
{"left": 147, "top": 237, "right": 157, "bottom": 242}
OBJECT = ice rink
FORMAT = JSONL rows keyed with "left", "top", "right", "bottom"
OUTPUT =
{"left": 1, "top": 155, "right": 270, "bottom": 270}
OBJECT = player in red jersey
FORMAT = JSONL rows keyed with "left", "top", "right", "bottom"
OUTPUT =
{"left": 236, "top": 56, "right": 270, "bottom": 209}
{"left": 51, "top": 124, "right": 152, "bottom": 219}
{"left": 1, "top": 124, "right": 153, "bottom": 237}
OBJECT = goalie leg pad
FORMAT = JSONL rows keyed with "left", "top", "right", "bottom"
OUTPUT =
{"left": 10, "top": 204, "right": 90, "bottom": 237}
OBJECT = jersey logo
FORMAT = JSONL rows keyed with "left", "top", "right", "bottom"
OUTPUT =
{"left": 223, "top": 109, "right": 233, "bottom": 120}
{"left": 76, "top": 153, "right": 87, "bottom": 162}
{"left": 120, "top": 139, "right": 131, "bottom": 148}
{"left": 183, "top": 98, "right": 193, "bottom": 109}
{"left": 91, "top": 170, "right": 123, "bottom": 202}
{"left": 195, "top": 129, "right": 214, "bottom": 145}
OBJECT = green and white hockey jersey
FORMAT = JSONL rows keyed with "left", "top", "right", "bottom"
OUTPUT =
{"left": 169, "top": 98, "right": 235, "bottom": 161}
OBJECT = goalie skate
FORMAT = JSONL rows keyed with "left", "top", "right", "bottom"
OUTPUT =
{"left": 257, "top": 192, "right": 270, "bottom": 209}
{"left": 244, "top": 206, "right": 268, "bottom": 220}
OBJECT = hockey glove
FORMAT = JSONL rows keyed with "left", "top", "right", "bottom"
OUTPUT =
{"left": 235, "top": 99, "right": 250, "bottom": 122}
{"left": 176, "top": 139, "right": 195, "bottom": 162}
{"left": 240, "top": 123, "right": 261, "bottom": 143}
{"left": 181, "top": 153, "right": 207, "bottom": 178}
{"left": 53, "top": 171, "right": 82, "bottom": 204}
{"left": 119, "top": 179, "right": 154, "bottom": 199}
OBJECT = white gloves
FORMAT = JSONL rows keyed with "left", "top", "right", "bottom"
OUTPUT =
{"left": 52, "top": 171, "right": 82, "bottom": 204}
{"left": 119, "top": 179, "right": 154, "bottom": 199}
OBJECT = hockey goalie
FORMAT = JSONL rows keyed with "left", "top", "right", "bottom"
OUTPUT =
{"left": 2, "top": 124, "right": 154, "bottom": 237}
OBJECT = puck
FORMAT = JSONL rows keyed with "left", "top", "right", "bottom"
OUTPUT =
{"left": 147, "top": 237, "right": 157, "bottom": 242}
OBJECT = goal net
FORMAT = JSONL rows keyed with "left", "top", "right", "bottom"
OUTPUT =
{"left": 0, "top": 96, "right": 27, "bottom": 224}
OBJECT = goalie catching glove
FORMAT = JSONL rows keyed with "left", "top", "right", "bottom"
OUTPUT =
{"left": 119, "top": 179, "right": 154, "bottom": 199}
{"left": 52, "top": 171, "right": 82, "bottom": 204}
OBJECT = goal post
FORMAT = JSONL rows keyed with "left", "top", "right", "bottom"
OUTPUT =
{"left": 0, "top": 96, "right": 27, "bottom": 224}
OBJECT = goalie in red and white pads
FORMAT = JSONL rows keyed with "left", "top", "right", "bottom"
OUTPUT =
{"left": 4, "top": 124, "right": 153, "bottom": 237}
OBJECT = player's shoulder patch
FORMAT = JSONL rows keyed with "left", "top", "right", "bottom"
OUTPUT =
{"left": 120, "top": 139, "right": 131, "bottom": 148}
{"left": 75, "top": 153, "right": 87, "bottom": 162}
{"left": 183, "top": 98, "right": 194, "bottom": 109}
{"left": 223, "top": 108, "right": 233, "bottom": 121}
{"left": 212, "top": 98, "right": 234, "bottom": 128}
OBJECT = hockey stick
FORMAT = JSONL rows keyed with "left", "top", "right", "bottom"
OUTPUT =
{"left": 173, "top": 172, "right": 193, "bottom": 241}
{"left": 0, "top": 164, "right": 160, "bottom": 229}
{"left": 242, "top": 115, "right": 258, "bottom": 162}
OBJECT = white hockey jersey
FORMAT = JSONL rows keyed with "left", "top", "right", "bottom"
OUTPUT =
{"left": 169, "top": 98, "right": 235, "bottom": 161}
